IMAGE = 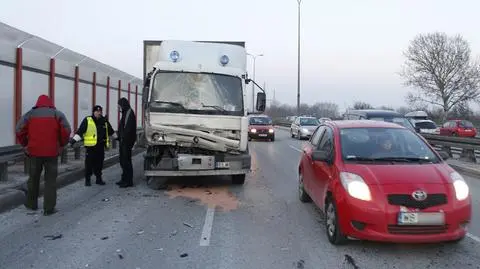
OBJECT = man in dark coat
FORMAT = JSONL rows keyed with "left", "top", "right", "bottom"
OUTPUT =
{"left": 70, "top": 105, "right": 115, "bottom": 186}
{"left": 15, "top": 94, "right": 71, "bottom": 216}
{"left": 116, "top": 97, "right": 137, "bottom": 188}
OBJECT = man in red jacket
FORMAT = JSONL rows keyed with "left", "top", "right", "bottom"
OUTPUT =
{"left": 15, "top": 94, "right": 71, "bottom": 216}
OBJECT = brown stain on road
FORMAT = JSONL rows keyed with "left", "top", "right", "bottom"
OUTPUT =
{"left": 166, "top": 185, "right": 240, "bottom": 212}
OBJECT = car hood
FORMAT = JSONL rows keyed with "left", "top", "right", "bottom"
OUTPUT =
{"left": 300, "top": 125, "right": 318, "bottom": 131}
{"left": 249, "top": 125, "right": 273, "bottom": 130}
{"left": 343, "top": 163, "right": 454, "bottom": 185}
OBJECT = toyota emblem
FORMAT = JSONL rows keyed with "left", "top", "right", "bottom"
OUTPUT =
{"left": 412, "top": 190, "right": 428, "bottom": 201}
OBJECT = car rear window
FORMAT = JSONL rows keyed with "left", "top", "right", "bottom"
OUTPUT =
{"left": 416, "top": 121, "right": 437, "bottom": 129}
{"left": 299, "top": 118, "right": 319, "bottom": 126}
{"left": 459, "top": 120, "right": 474, "bottom": 128}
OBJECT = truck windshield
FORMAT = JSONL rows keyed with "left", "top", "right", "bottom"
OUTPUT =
{"left": 150, "top": 71, "right": 243, "bottom": 116}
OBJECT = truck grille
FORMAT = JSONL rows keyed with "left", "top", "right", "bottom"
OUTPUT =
{"left": 387, "top": 194, "right": 447, "bottom": 209}
{"left": 388, "top": 225, "right": 448, "bottom": 234}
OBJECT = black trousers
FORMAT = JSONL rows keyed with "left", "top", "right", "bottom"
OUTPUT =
{"left": 119, "top": 144, "right": 133, "bottom": 184}
{"left": 85, "top": 144, "right": 105, "bottom": 179}
{"left": 26, "top": 157, "right": 58, "bottom": 211}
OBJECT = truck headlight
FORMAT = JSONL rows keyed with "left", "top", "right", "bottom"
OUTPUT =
{"left": 340, "top": 172, "right": 371, "bottom": 201}
{"left": 268, "top": 129, "right": 274, "bottom": 133}
{"left": 451, "top": 171, "right": 469, "bottom": 200}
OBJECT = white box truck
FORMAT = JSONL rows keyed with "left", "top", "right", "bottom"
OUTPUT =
{"left": 140, "top": 40, "right": 266, "bottom": 188}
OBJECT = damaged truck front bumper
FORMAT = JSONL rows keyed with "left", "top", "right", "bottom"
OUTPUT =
{"left": 144, "top": 153, "right": 251, "bottom": 177}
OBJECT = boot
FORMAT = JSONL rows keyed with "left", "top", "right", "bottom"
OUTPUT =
{"left": 85, "top": 177, "right": 91, "bottom": 186}
{"left": 96, "top": 177, "right": 106, "bottom": 185}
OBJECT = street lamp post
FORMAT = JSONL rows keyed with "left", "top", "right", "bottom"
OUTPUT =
{"left": 296, "top": 0, "right": 302, "bottom": 116}
{"left": 247, "top": 53, "right": 264, "bottom": 112}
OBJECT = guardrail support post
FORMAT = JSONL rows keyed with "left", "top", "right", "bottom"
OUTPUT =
{"left": 441, "top": 146, "right": 452, "bottom": 157}
{"left": 23, "top": 156, "right": 30, "bottom": 174}
{"left": 74, "top": 147, "right": 81, "bottom": 160}
{"left": 61, "top": 148, "right": 68, "bottom": 164}
{"left": 0, "top": 162, "right": 8, "bottom": 181}
{"left": 460, "top": 148, "right": 477, "bottom": 163}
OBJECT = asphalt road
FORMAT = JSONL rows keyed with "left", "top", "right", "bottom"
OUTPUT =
{"left": 1, "top": 128, "right": 480, "bottom": 269}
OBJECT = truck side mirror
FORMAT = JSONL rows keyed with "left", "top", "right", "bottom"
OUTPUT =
{"left": 256, "top": 92, "right": 266, "bottom": 112}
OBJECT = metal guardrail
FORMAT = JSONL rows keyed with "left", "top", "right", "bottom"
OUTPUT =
{"left": 0, "top": 129, "right": 145, "bottom": 181}
{"left": 272, "top": 118, "right": 480, "bottom": 163}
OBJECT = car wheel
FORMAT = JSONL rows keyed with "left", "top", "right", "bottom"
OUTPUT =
{"left": 232, "top": 174, "right": 246, "bottom": 185}
{"left": 291, "top": 129, "right": 295, "bottom": 138}
{"left": 146, "top": 176, "right": 168, "bottom": 190}
{"left": 298, "top": 172, "right": 311, "bottom": 203}
{"left": 325, "top": 198, "right": 348, "bottom": 245}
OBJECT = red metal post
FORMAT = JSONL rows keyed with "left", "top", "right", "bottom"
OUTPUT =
{"left": 14, "top": 48, "right": 23, "bottom": 144}
{"left": 135, "top": 85, "right": 138, "bottom": 123}
{"left": 73, "top": 66, "right": 79, "bottom": 131}
{"left": 106, "top": 76, "right": 110, "bottom": 120}
{"left": 128, "top": 83, "right": 131, "bottom": 102}
{"left": 49, "top": 58, "right": 55, "bottom": 106}
{"left": 92, "top": 72, "right": 96, "bottom": 106}
{"left": 117, "top": 80, "right": 121, "bottom": 126}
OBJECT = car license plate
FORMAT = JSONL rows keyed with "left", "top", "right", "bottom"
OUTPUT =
{"left": 216, "top": 162, "right": 230, "bottom": 169}
{"left": 258, "top": 134, "right": 267, "bottom": 137}
{"left": 397, "top": 212, "right": 445, "bottom": 225}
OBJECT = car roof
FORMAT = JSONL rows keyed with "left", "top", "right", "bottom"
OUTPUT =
{"left": 327, "top": 120, "right": 406, "bottom": 129}
{"left": 346, "top": 109, "right": 403, "bottom": 117}
{"left": 297, "top": 116, "right": 317, "bottom": 119}
{"left": 414, "top": 119, "right": 435, "bottom": 123}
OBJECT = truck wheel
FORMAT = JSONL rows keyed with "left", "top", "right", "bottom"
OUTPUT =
{"left": 232, "top": 174, "right": 246, "bottom": 185}
{"left": 147, "top": 176, "right": 168, "bottom": 190}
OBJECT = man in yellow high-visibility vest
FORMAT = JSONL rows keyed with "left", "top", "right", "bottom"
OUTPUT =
{"left": 70, "top": 105, "right": 115, "bottom": 186}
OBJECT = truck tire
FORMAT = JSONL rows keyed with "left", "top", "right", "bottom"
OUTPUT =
{"left": 146, "top": 176, "right": 168, "bottom": 190}
{"left": 232, "top": 174, "right": 246, "bottom": 185}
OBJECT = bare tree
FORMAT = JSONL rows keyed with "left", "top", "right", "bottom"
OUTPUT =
{"left": 353, "top": 101, "right": 373, "bottom": 110}
{"left": 400, "top": 32, "right": 480, "bottom": 120}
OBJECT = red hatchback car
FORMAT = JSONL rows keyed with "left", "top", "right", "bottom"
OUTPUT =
{"left": 439, "top": 119, "right": 477, "bottom": 137}
{"left": 298, "top": 120, "right": 471, "bottom": 245}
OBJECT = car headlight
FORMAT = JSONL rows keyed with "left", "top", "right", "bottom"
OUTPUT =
{"left": 302, "top": 128, "right": 308, "bottom": 133}
{"left": 250, "top": 128, "right": 257, "bottom": 133}
{"left": 340, "top": 172, "right": 371, "bottom": 201}
{"left": 451, "top": 171, "right": 469, "bottom": 200}
{"left": 269, "top": 129, "right": 274, "bottom": 133}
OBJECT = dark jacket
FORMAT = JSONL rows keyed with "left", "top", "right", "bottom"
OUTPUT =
{"left": 75, "top": 114, "right": 115, "bottom": 147}
{"left": 15, "top": 95, "right": 71, "bottom": 157}
{"left": 118, "top": 98, "right": 137, "bottom": 148}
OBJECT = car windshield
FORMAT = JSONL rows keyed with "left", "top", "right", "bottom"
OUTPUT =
{"left": 416, "top": 121, "right": 437, "bottom": 129}
{"left": 249, "top": 117, "right": 272, "bottom": 125}
{"left": 459, "top": 120, "right": 474, "bottom": 128}
{"left": 339, "top": 127, "right": 439, "bottom": 163}
{"left": 299, "top": 118, "right": 319, "bottom": 126}
{"left": 149, "top": 71, "right": 243, "bottom": 116}
{"left": 369, "top": 117, "right": 414, "bottom": 130}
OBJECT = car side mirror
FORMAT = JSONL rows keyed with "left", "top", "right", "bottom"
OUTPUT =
{"left": 438, "top": 150, "right": 450, "bottom": 160}
{"left": 311, "top": 150, "right": 332, "bottom": 164}
{"left": 256, "top": 92, "right": 266, "bottom": 112}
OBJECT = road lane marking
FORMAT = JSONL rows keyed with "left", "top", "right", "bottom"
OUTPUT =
{"left": 289, "top": 145, "right": 302, "bottom": 152}
{"left": 467, "top": 232, "right": 480, "bottom": 243}
{"left": 199, "top": 206, "right": 215, "bottom": 246}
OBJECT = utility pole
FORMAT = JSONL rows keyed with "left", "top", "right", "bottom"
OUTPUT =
{"left": 296, "top": 0, "right": 302, "bottom": 116}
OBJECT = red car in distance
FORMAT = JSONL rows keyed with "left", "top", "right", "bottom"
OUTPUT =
{"left": 439, "top": 119, "right": 477, "bottom": 137}
{"left": 248, "top": 115, "right": 275, "bottom": 141}
{"left": 298, "top": 120, "right": 471, "bottom": 245}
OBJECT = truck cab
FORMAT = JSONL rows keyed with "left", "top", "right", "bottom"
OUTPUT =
{"left": 140, "top": 40, "right": 266, "bottom": 188}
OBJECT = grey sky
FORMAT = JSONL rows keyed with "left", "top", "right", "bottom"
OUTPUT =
{"left": 1, "top": 0, "right": 479, "bottom": 111}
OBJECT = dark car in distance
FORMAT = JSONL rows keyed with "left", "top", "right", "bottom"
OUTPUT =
{"left": 248, "top": 115, "right": 275, "bottom": 141}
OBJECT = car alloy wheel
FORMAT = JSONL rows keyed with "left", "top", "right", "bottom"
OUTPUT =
{"left": 325, "top": 199, "right": 347, "bottom": 245}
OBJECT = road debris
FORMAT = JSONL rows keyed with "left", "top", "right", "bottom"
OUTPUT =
{"left": 118, "top": 254, "right": 124, "bottom": 259}
{"left": 183, "top": 222, "right": 193, "bottom": 228}
{"left": 344, "top": 254, "right": 359, "bottom": 269}
{"left": 296, "top": 259, "right": 305, "bottom": 269}
{"left": 101, "top": 236, "right": 109, "bottom": 240}
{"left": 137, "top": 230, "right": 144, "bottom": 235}
{"left": 180, "top": 253, "right": 188, "bottom": 258}
{"left": 170, "top": 230, "right": 178, "bottom": 237}
{"left": 102, "top": 198, "right": 109, "bottom": 202}
{"left": 44, "top": 234, "right": 63, "bottom": 240}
